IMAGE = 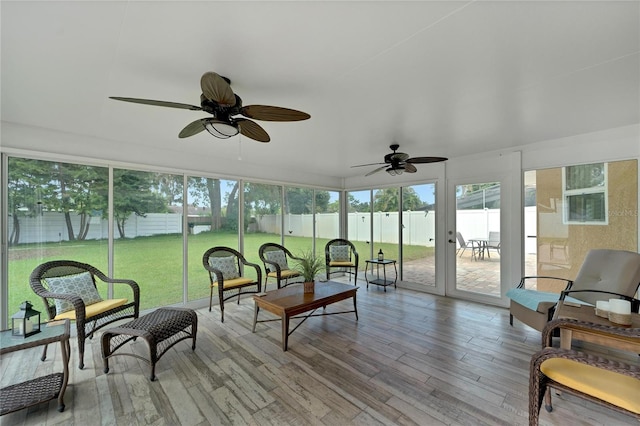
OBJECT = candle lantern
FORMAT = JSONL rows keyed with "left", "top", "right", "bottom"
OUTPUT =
{"left": 11, "top": 301, "right": 41, "bottom": 338}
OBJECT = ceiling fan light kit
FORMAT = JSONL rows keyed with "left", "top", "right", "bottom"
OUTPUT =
{"left": 204, "top": 120, "right": 239, "bottom": 138}
{"left": 352, "top": 144, "right": 448, "bottom": 177}
{"left": 110, "top": 71, "right": 310, "bottom": 143}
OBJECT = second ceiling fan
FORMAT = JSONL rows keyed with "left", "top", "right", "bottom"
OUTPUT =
{"left": 110, "top": 71, "right": 310, "bottom": 143}
{"left": 352, "top": 144, "right": 448, "bottom": 176}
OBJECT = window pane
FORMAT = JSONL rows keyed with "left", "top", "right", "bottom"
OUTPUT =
{"left": 113, "top": 169, "right": 183, "bottom": 309}
{"left": 567, "top": 193, "right": 606, "bottom": 222}
{"left": 565, "top": 163, "right": 605, "bottom": 190}
{"left": 187, "top": 177, "right": 239, "bottom": 302}
{"left": 402, "top": 184, "right": 436, "bottom": 287}
{"left": 315, "top": 190, "right": 340, "bottom": 249}
{"left": 244, "top": 182, "right": 282, "bottom": 266}
{"left": 282, "top": 187, "right": 314, "bottom": 259}
{"left": 347, "top": 190, "right": 371, "bottom": 277}
{"left": 373, "top": 187, "right": 399, "bottom": 262}
{"left": 524, "top": 159, "right": 637, "bottom": 291}
{"left": 7, "top": 158, "right": 108, "bottom": 320}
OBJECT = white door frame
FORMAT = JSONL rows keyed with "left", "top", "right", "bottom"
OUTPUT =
{"left": 444, "top": 152, "right": 523, "bottom": 307}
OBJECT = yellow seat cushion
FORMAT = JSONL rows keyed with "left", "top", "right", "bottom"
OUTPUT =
{"left": 267, "top": 270, "right": 300, "bottom": 279}
{"left": 329, "top": 261, "right": 354, "bottom": 267}
{"left": 53, "top": 298, "right": 128, "bottom": 321}
{"left": 212, "top": 277, "right": 255, "bottom": 289}
{"left": 541, "top": 358, "right": 640, "bottom": 414}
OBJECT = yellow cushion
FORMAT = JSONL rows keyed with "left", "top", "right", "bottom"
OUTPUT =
{"left": 267, "top": 270, "right": 300, "bottom": 279}
{"left": 53, "top": 299, "right": 128, "bottom": 321}
{"left": 541, "top": 358, "right": 640, "bottom": 414}
{"left": 212, "top": 277, "right": 254, "bottom": 289}
{"left": 329, "top": 261, "right": 354, "bottom": 267}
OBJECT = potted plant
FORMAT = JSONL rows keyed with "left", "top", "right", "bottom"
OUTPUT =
{"left": 294, "top": 249, "right": 324, "bottom": 293}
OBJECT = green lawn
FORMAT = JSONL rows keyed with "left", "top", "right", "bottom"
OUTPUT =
{"left": 8, "top": 232, "right": 431, "bottom": 318}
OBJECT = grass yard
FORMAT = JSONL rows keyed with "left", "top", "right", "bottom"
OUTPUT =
{"left": 7, "top": 232, "right": 432, "bottom": 319}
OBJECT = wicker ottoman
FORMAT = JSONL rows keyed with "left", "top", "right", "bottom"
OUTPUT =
{"left": 101, "top": 307, "right": 197, "bottom": 381}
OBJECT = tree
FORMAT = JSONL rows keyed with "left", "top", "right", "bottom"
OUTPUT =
{"left": 285, "top": 188, "right": 328, "bottom": 214}
{"left": 7, "top": 158, "right": 53, "bottom": 245}
{"left": 50, "top": 162, "right": 108, "bottom": 241}
{"left": 347, "top": 194, "right": 370, "bottom": 212}
{"left": 113, "top": 170, "right": 169, "bottom": 238}
{"left": 373, "top": 187, "right": 424, "bottom": 212}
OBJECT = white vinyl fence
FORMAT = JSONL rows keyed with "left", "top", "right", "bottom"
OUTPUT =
{"left": 9, "top": 208, "right": 537, "bottom": 253}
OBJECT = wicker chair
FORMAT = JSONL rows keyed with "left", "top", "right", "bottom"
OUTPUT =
{"left": 30, "top": 260, "right": 140, "bottom": 369}
{"left": 202, "top": 246, "right": 262, "bottom": 322}
{"left": 529, "top": 318, "right": 640, "bottom": 425}
{"left": 325, "top": 238, "right": 359, "bottom": 283}
{"left": 258, "top": 242, "right": 303, "bottom": 291}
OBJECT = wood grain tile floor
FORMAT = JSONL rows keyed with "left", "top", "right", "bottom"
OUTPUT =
{"left": 2, "top": 281, "right": 637, "bottom": 426}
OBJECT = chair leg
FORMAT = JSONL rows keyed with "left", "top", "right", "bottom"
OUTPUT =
{"left": 354, "top": 269, "right": 358, "bottom": 284}
{"left": 209, "top": 286, "right": 214, "bottom": 312}
{"left": 544, "top": 388, "right": 553, "bottom": 412}
{"left": 78, "top": 337, "right": 85, "bottom": 370}
{"left": 41, "top": 344, "right": 48, "bottom": 362}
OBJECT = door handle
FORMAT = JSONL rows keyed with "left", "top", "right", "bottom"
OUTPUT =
{"left": 448, "top": 239, "right": 455, "bottom": 243}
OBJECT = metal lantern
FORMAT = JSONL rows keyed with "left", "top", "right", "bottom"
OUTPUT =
{"left": 11, "top": 301, "right": 41, "bottom": 338}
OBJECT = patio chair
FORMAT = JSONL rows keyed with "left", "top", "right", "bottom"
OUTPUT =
{"left": 529, "top": 318, "right": 640, "bottom": 424}
{"left": 456, "top": 231, "right": 478, "bottom": 259}
{"left": 30, "top": 260, "right": 140, "bottom": 369}
{"left": 485, "top": 231, "right": 500, "bottom": 257}
{"left": 203, "top": 246, "right": 262, "bottom": 322}
{"left": 507, "top": 248, "right": 640, "bottom": 331}
{"left": 258, "top": 242, "right": 303, "bottom": 291}
{"left": 325, "top": 238, "right": 359, "bottom": 283}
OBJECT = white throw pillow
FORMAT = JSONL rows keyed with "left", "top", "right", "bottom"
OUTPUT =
{"left": 46, "top": 271, "right": 103, "bottom": 315}
{"left": 208, "top": 256, "right": 240, "bottom": 280}
{"left": 265, "top": 250, "right": 289, "bottom": 271}
{"left": 330, "top": 245, "right": 350, "bottom": 262}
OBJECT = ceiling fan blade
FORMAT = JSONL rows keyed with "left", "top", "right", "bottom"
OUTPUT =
{"left": 240, "top": 105, "right": 310, "bottom": 122}
{"left": 201, "top": 72, "right": 236, "bottom": 107}
{"left": 178, "top": 118, "right": 208, "bottom": 138}
{"left": 365, "top": 165, "right": 388, "bottom": 177}
{"left": 236, "top": 118, "right": 270, "bottom": 142}
{"left": 351, "top": 162, "right": 385, "bottom": 168}
{"left": 109, "top": 97, "right": 202, "bottom": 111}
{"left": 404, "top": 163, "right": 417, "bottom": 173}
{"left": 406, "top": 156, "right": 448, "bottom": 163}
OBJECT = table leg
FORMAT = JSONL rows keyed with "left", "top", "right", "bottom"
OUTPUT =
{"left": 382, "top": 264, "right": 387, "bottom": 292}
{"left": 252, "top": 303, "right": 259, "bottom": 332}
{"left": 282, "top": 313, "right": 290, "bottom": 351}
{"left": 559, "top": 329, "right": 572, "bottom": 349}
{"left": 353, "top": 293, "right": 359, "bottom": 321}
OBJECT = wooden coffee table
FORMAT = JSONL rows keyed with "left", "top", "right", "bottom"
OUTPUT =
{"left": 252, "top": 281, "right": 358, "bottom": 351}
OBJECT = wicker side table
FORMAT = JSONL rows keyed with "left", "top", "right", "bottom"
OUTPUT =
{"left": 0, "top": 320, "right": 70, "bottom": 416}
{"left": 101, "top": 307, "right": 197, "bottom": 381}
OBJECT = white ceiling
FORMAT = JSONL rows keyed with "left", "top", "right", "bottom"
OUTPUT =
{"left": 2, "top": 1, "right": 639, "bottom": 181}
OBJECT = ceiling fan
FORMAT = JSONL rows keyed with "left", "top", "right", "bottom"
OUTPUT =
{"left": 352, "top": 144, "right": 447, "bottom": 176}
{"left": 109, "top": 72, "right": 310, "bottom": 143}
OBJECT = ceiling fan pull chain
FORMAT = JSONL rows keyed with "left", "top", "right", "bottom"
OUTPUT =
{"left": 238, "top": 135, "right": 242, "bottom": 161}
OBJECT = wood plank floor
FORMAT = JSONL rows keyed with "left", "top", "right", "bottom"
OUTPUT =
{"left": 2, "top": 280, "right": 637, "bottom": 426}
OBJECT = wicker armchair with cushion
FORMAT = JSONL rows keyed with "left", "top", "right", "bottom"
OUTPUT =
{"left": 529, "top": 318, "right": 640, "bottom": 425}
{"left": 30, "top": 260, "right": 140, "bottom": 369}
{"left": 507, "top": 249, "right": 640, "bottom": 331}
{"left": 258, "top": 242, "right": 303, "bottom": 291}
{"left": 325, "top": 238, "right": 359, "bottom": 283}
{"left": 203, "top": 246, "right": 262, "bottom": 322}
